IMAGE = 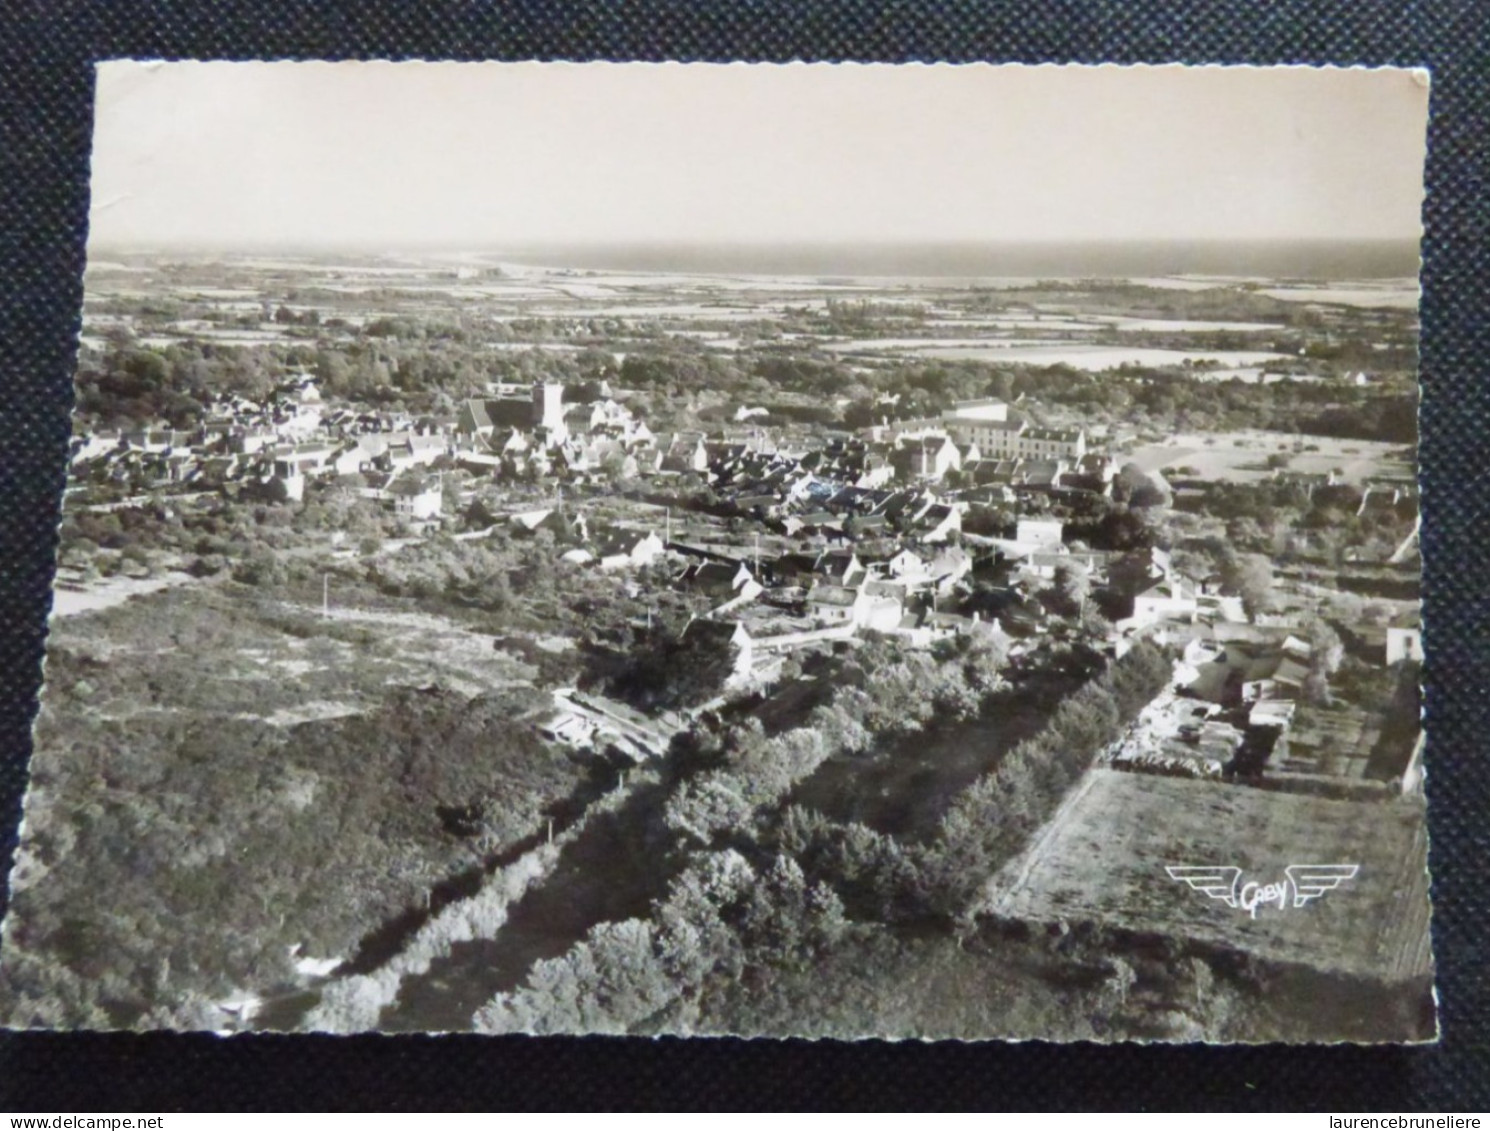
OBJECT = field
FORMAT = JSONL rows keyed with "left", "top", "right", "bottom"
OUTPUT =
{"left": 1128, "top": 429, "right": 1410, "bottom": 484}
{"left": 3, "top": 578, "right": 599, "bottom": 1029}
{"left": 984, "top": 769, "right": 1433, "bottom": 982}
{"left": 43, "top": 582, "right": 543, "bottom": 725}
{"left": 81, "top": 253, "right": 1393, "bottom": 376}
{"left": 830, "top": 342, "right": 1289, "bottom": 370}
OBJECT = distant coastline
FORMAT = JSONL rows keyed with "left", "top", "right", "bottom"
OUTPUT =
{"left": 86, "top": 239, "right": 1421, "bottom": 282}
{"left": 489, "top": 239, "right": 1420, "bottom": 280}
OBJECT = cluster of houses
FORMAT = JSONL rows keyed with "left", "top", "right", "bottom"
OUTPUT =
{"left": 1109, "top": 626, "right": 1324, "bottom": 781}
{"left": 70, "top": 375, "right": 447, "bottom": 517}
{"left": 696, "top": 430, "right": 1120, "bottom": 546}
{"left": 513, "top": 503, "right": 1271, "bottom": 700}
{"left": 450, "top": 391, "right": 1110, "bottom": 542}
{"left": 65, "top": 375, "right": 1256, "bottom": 666}
{"left": 70, "top": 375, "right": 657, "bottom": 523}
{"left": 68, "top": 369, "right": 1423, "bottom": 790}
{"left": 454, "top": 381, "right": 658, "bottom": 478}
{"left": 865, "top": 397, "right": 1087, "bottom": 462}
{"left": 1169, "top": 466, "right": 1421, "bottom": 553}
{"left": 68, "top": 378, "right": 1119, "bottom": 548}
{"left": 1104, "top": 607, "right": 1423, "bottom": 795}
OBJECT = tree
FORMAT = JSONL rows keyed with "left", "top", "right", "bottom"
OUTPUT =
{"left": 1302, "top": 618, "right": 1344, "bottom": 704}
{"left": 441, "top": 476, "right": 462, "bottom": 516}
{"left": 1304, "top": 618, "right": 1345, "bottom": 675}
{"left": 843, "top": 400, "right": 877, "bottom": 430}
{"left": 600, "top": 448, "right": 630, "bottom": 486}
{"left": 610, "top": 624, "right": 739, "bottom": 711}
{"left": 1115, "top": 463, "right": 1173, "bottom": 509}
{"left": 1096, "top": 507, "right": 1155, "bottom": 552}
{"left": 958, "top": 633, "right": 1010, "bottom": 696}
{"left": 1045, "top": 562, "right": 1090, "bottom": 618}
{"left": 738, "top": 856, "right": 846, "bottom": 968}
{"left": 1223, "top": 553, "right": 1276, "bottom": 621}
{"left": 1077, "top": 602, "right": 1111, "bottom": 641}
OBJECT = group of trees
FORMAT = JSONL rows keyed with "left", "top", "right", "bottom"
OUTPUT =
{"left": 2, "top": 638, "right": 584, "bottom": 1030}
{"left": 660, "top": 632, "right": 1012, "bottom": 849}
{"left": 1182, "top": 479, "right": 1417, "bottom": 569}
{"left": 470, "top": 639, "right": 1177, "bottom": 1037}
{"left": 76, "top": 290, "right": 1416, "bottom": 456}
{"left": 473, "top": 850, "right": 847, "bottom": 1035}
{"left": 58, "top": 488, "right": 375, "bottom": 584}
{"left": 74, "top": 344, "right": 291, "bottom": 429}
{"left": 602, "top": 624, "right": 741, "bottom": 712}
{"left": 770, "top": 640, "right": 1175, "bottom": 926}
{"left": 920, "top": 640, "right": 1174, "bottom": 915}
{"left": 1300, "top": 618, "right": 1346, "bottom": 705}
{"left": 73, "top": 334, "right": 619, "bottom": 430}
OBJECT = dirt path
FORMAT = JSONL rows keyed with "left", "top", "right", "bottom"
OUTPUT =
{"left": 980, "top": 769, "right": 1103, "bottom": 915}
{"left": 377, "top": 781, "right": 679, "bottom": 1032}
{"left": 50, "top": 571, "right": 204, "bottom": 618}
{"left": 280, "top": 599, "right": 488, "bottom": 635}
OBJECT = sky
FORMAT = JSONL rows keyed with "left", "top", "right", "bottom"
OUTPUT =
{"left": 87, "top": 61, "right": 1431, "bottom": 250}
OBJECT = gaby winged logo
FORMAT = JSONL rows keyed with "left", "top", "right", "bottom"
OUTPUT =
{"left": 1166, "top": 864, "right": 1359, "bottom": 919}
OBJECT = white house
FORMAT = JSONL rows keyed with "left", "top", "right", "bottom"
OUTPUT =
{"left": 1195, "top": 592, "right": 1248, "bottom": 624}
{"left": 917, "top": 503, "right": 964, "bottom": 544}
{"left": 275, "top": 442, "right": 336, "bottom": 477}
{"left": 894, "top": 435, "right": 962, "bottom": 481}
{"left": 231, "top": 427, "right": 278, "bottom": 455}
{"left": 1015, "top": 517, "right": 1065, "bottom": 549}
{"left": 390, "top": 477, "right": 443, "bottom": 520}
{"left": 1131, "top": 577, "right": 1199, "bottom": 627}
{"left": 383, "top": 433, "right": 447, "bottom": 472}
{"left": 70, "top": 431, "right": 121, "bottom": 464}
{"left": 806, "top": 583, "right": 902, "bottom": 631}
{"left": 887, "top": 549, "right": 927, "bottom": 581}
{"left": 1386, "top": 626, "right": 1424, "bottom": 665}
{"left": 598, "top": 530, "right": 666, "bottom": 571}
{"left": 274, "top": 376, "right": 325, "bottom": 441}
{"left": 269, "top": 466, "right": 305, "bottom": 503}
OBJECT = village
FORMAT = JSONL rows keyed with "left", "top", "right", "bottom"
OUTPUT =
{"left": 58, "top": 359, "right": 1424, "bottom": 799}
{"left": 9, "top": 236, "right": 1428, "bottom": 1044}
{"left": 4, "top": 254, "right": 1432, "bottom": 1045}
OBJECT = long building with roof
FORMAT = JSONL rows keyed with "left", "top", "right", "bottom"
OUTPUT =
{"left": 868, "top": 397, "right": 1086, "bottom": 462}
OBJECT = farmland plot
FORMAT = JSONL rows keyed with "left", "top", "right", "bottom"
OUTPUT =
{"left": 984, "top": 769, "right": 1432, "bottom": 982}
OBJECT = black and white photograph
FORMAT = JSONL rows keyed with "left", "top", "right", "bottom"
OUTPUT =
{"left": 0, "top": 60, "right": 1434, "bottom": 1042}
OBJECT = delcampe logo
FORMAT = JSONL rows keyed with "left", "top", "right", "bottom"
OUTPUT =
{"left": 1166, "top": 864, "right": 1360, "bottom": 919}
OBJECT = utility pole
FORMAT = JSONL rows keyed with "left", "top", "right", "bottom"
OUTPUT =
{"left": 754, "top": 531, "right": 760, "bottom": 574}
{"left": 665, "top": 506, "right": 671, "bottom": 546}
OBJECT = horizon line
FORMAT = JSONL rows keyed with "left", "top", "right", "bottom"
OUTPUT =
{"left": 89, "top": 235, "right": 1422, "bottom": 253}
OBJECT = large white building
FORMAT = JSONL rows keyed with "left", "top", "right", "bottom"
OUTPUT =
{"left": 939, "top": 400, "right": 1086, "bottom": 460}
{"left": 870, "top": 398, "right": 1086, "bottom": 463}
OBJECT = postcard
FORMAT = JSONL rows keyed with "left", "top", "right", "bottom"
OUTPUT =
{"left": 0, "top": 60, "right": 1433, "bottom": 1041}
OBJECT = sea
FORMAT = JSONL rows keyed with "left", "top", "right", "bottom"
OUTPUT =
{"left": 487, "top": 239, "right": 1419, "bottom": 281}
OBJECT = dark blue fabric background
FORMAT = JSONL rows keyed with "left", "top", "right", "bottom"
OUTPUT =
{"left": 0, "top": 0, "right": 1485, "bottom": 1111}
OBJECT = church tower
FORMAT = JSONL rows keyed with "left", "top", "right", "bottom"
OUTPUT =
{"left": 533, "top": 382, "right": 565, "bottom": 431}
